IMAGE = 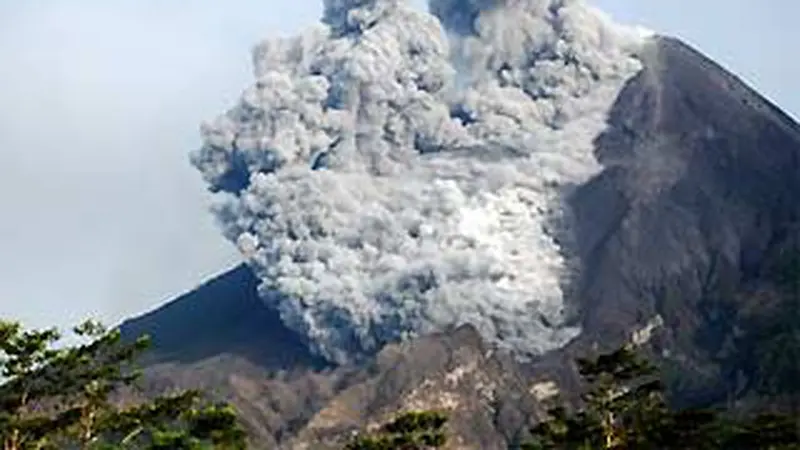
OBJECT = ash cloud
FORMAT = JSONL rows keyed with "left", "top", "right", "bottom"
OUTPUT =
{"left": 191, "top": 0, "right": 649, "bottom": 364}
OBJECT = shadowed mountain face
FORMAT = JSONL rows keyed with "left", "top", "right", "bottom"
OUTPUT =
{"left": 575, "top": 37, "right": 800, "bottom": 332}
{"left": 118, "top": 36, "right": 800, "bottom": 448}
{"left": 566, "top": 36, "right": 800, "bottom": 405}
{"left": 119, "top": 264, "right": 322, "bottom": 371}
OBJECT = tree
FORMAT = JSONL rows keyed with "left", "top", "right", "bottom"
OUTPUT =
{"left": 751, "top": 251, "right": 800, "bottom": 409}
{"left": 0, "top": 318, "right": 247, "bottom": 449}
{"left": 524, "top": 344, "right": 800, "bottom": 449}
{"left": 522, "top": 345, "right": 673, "bottom": 450}
{"left": 344, "top": 410, "right": 448, "bottom": 450}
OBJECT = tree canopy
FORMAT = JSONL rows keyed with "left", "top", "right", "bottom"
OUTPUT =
{"left": 5, "top": 304, "right": 798, "bottom": 449}
{"left": 344, "top": 410, "right": 448, "bottom": 450}
{"left": 0, "top": 319, "right": 246, "bottom": 450}
{"left": 523, "top": 344, "right": 800, "bottom": 450}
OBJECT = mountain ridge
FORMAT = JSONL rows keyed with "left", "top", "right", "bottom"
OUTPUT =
{"left": 119, "top": 264, "right": 321, "bottom": 371}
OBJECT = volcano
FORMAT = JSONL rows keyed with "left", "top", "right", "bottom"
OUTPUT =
{"left": 119, "top": 1, "right": 799, "bottom": 448}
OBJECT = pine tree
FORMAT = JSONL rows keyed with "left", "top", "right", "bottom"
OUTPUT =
{"left": 524, "top": 344, "right": 800, "bottom": 449}
{"left": 523, "top": 345, "right": 673, "bottom": 450}
{"left": 344, "top": 410, "right": 448, "bottom": 450}
{"left": 0, "top": 319, "right": 247, "bottom": 449}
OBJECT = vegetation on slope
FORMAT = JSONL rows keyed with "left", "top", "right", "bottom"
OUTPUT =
{"left": 523, "top": 345, "right": 799, "bottom": 449}
{"left": 4, "top": 249, "right": 798, "bottom": 449}
{"left": 344, "top": 411, "right": 448, "bottom": 450}
{"left": 348, "top": 344, "right": 799, "bottom": 449}
{"left": 3, "top": 312, "right": 799, "bottom": 449}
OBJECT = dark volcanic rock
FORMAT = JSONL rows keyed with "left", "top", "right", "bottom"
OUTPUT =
{"left": 565, "top": 36, "right": 800, "bottom": 405}
{"left": 119, "top": 264, "right": 322, "bottom": 371}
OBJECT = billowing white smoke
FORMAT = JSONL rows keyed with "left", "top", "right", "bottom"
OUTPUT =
{"left": 191, "top": 0, "right": 650, "bottom": 364}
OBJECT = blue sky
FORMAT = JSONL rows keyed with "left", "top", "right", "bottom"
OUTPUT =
{"left": 0, "top": 0, "right": 796, "bottom": 331}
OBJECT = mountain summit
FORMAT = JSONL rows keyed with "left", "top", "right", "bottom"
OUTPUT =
{"left": 120, "top": 1, "right": 799, "bottom": 448}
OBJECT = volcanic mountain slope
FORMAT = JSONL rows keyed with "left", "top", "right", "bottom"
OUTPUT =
{"left": 564, "top": 36, "right": 800, "bottom": 405}
{"left": 120, "top": 27, "right": 800, "bottom": 450}
{"left": 119, "top": 264, "right": 319, "bottom": 371}
{"left": 121, "top": 267, "right": 546, "bottom": 449}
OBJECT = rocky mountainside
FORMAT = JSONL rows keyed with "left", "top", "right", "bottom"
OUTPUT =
{"left": 565, "top": 36, "right": 800, "bottom": 406}
{"left": 119, "top": 35, "right": 799, "bottom": 448}
{"left": 122, "top": 266, "right": 546, "bottom": 449}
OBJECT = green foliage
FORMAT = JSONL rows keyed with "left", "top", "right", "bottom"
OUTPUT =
{"left": 751, "top": 300, "right": 800, "bottom": 402}
{"left": 0, "top": 318, "right": 247, "bottom": 449}
{"left": 344, "top": 411, "right": 448, "bottom": 450}
{"left": 723, "top": 249, "right": 800, "bottom": 409}
{"left": 524, "top": 344, "right": 800, "bottom": 449}
{"left": 522, "top": 345, "right": 666, "bottom": 450}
